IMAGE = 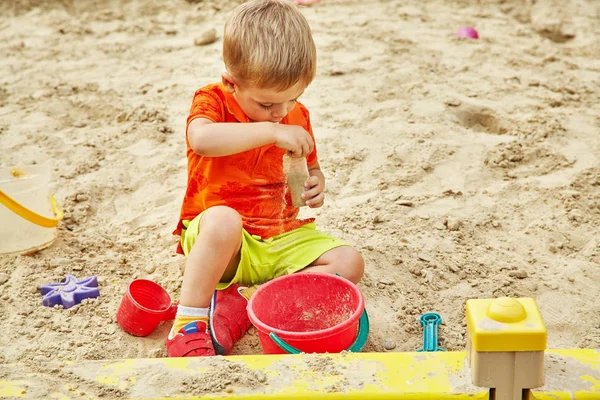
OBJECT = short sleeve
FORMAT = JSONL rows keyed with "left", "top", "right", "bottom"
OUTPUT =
{"left": 186, "top": 88, "right": 225, "bottom": 128}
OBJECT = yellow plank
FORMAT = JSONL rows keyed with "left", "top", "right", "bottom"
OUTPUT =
{"left": 1, "top": 350, "right": 598, "bottom": 399}
{"left": 547, "top": 349, "right": 599, "bottom": 369}
{"left": 1, "top": 352, "right": 484, "bottom": 399}
{"left": 530, "top": 349, "right": 600, "bottom": 400}
{"left": 85, "top": 352, "right": 487, "bottom": 399}
{"left": 0, "top": 380, "right": 27, "bottom": 398}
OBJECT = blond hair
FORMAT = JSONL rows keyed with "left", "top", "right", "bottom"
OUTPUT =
{"left": 223, "top": 0, "right": 317, "bottom": 91}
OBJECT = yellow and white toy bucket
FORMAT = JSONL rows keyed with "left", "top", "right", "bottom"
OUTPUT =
{"left": 0, "top": 164, "right": 63, "bottom": 255}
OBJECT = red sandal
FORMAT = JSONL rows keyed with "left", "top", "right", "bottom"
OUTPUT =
{"left": 209, "top": 284, "right": 252, "bottom": 355}
{"left": 166, "top": 321, "right": 215, "bottom": 357}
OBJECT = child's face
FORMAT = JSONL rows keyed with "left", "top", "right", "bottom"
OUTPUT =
{"left": 224, "top": 75, "right": 306, "bottom": 123}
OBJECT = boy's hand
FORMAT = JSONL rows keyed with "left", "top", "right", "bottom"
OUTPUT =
{"left": 302, "top": 175, "right": 324, "bottom": 208}
{"left": 273, "top": 124, "right": 314, "bottom": 158}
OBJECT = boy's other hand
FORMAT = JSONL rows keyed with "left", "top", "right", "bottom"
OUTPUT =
{"left": 273, "top": 124, "right": 314, "bottom": 158}
{"left": 301, "top": 175, "right": 324, "bottom": 208}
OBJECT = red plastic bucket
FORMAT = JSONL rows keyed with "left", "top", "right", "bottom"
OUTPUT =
{"left": 116, "top": 279, "right": 177, "bottom": 337}
{"left": 247, "top": 272, "right": 368, "bottom": 354}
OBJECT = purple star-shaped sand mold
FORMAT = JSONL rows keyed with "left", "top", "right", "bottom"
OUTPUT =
{"left": 41, "top": 275, "right": 100, "bottom": 309}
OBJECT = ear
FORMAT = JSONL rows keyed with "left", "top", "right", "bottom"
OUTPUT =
{"left": 221, "top": 71, "right": 236, "bottom": 93}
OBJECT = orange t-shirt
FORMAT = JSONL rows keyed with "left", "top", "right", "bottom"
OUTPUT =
{"left": 173, "top": 83, "right": 318, "bottom": 253}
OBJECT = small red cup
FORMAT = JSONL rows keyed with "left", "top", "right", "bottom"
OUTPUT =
{"left": 116, "top": 279, "right": 177, "bottom": 336}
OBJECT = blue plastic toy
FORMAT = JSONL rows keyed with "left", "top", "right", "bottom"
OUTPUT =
{"left": 417, "top": 312, "right": 446, "bottom": 352}
{"left": 41, "top": 275, "right": 100, "bottom": 309}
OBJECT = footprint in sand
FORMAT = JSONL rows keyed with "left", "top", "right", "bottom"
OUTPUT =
{"left": 453, "top": 103, "right": 507, "bottom": 135}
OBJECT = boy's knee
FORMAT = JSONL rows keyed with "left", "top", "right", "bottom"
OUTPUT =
{"left": 200, "top": 206, "right": 243, "bottom": 240}
{"left": 339, "top": 247, "right": 364, "bottom": 284}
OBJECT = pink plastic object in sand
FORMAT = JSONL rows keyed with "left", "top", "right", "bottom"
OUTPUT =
{"left": 116, "top": 279, "right": 177, "bottom": 337}
{"left": 456, "top": 26, "right": 479, "bottom": 39}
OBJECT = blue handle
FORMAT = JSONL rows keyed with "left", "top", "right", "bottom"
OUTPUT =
{"left": 417, "top": 312, "right": 446, "bottom": 352}
{"left": 269, "top": 308, "right": 370, "bottom": 354}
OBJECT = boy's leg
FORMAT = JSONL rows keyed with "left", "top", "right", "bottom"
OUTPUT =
{"left": 167, "top": 206, "right": 243, "bottom": 357}
{"left": 252, "top": 224, "right": 364, "bottom": 285}
{"left": 303, "top": 245, "right": 365, "bottom": 284}
{"left": 180, "top": 206, "right": 242, "bottom": 308}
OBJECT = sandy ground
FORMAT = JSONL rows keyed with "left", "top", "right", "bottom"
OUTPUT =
{"left": 1, "top": 0, "right": 599, "bottom": 393}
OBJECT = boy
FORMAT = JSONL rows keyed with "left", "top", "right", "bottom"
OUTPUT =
{"left": 168, "top": 0, "right": 364, "bottom": 357}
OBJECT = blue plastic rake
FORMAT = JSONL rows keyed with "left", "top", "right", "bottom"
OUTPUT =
{"left": 417, "top": 312, "right": 446, "bottom": 352}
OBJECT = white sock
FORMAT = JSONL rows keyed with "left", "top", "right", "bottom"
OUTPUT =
{"left": 177, "top": 305, "right": 209, "bottom": 318}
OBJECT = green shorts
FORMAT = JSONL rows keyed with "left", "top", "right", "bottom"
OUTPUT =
{"left": 180, "top": 213, "right": 347, "bottom": 290}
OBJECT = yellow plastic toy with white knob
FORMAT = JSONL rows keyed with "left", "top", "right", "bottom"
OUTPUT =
{"left": 466, "top": 297, "right": 547, "bottom": 400}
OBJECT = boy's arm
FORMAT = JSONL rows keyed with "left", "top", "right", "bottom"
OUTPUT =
{"left": 188, "top": 118, "right": 314, "bottom": 158}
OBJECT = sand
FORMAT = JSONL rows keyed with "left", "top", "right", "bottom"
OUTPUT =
{"left": 1, "top": 0, "right": 599, "bottom": 383}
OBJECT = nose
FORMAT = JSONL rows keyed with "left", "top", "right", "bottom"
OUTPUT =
{"left": 271, "top": 104, "right": 287, "bottom": 119}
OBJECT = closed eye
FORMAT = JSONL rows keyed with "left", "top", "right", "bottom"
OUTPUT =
{"left": 259, "top": 98, "right": 298, "bottom": 110}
